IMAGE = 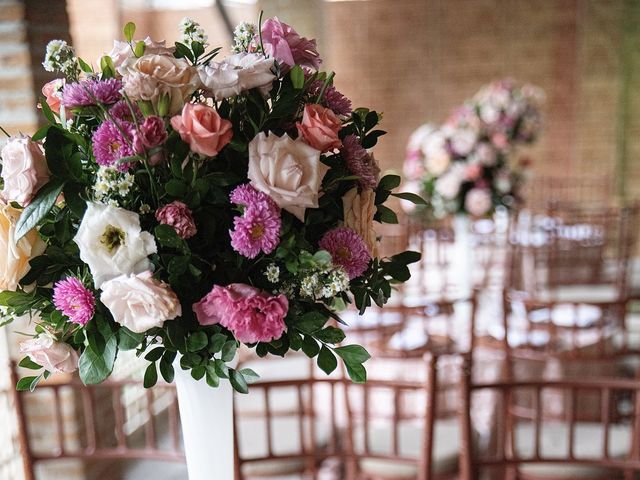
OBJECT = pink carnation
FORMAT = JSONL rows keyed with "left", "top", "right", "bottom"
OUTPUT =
{"left": 193, "top": 283, "right": 288, "bottom": 344}
{"left": 319, "top": 227, "right": 371, "bottom": 279}
{"left": 134, "top": 115, "right": 168, "bottom": 166}
{"left": 155, "top": 201, "right": 197, "bottom": 239}
{"left": 261, "top": 17, "right": 321, "bottom": 71}
{"left": 52, "top": 277, "right": 95, "bottom": 326}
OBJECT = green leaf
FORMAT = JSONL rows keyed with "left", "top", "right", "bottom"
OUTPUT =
{"left": 187, "top": 332, "right": 208, "bottom": 352}
{"left": 390, "top": 192, "right": 427, "bottom": 205}
{"left": 238, "top": 368, "right": 260, "bottom": 384}
{"left": 63, "top": 183, "right": 87, "bottom": 218}
{"left": 334, "top": 344, "right": 371, "bottom": 364}
{"left": 165, "top": 179, "right": 187, "bottom": 197}
{"left": 31, "top": 124, "right": 50, "bottom": 142}
{"left": 154, "top": 224, "right": 188, "bottom": 252}
{"left": 209, "top": 333, "right": 227, "bottom": 354}
{"left": 290, "top": 65, "right": 305, "bottom": 89}
{"left": 205, "top": 365, "right": 219, "bottom": 387}
{"left": 315, "top": 327, "right": 346, "bottom": 344}
{"left": 229, "top": 369, "right": 248, "bottom": 394}
{"left": 191, "top": 41, "right": 205, "bottom": 59}
{"left": 15, "top": 178, "right": 65, "bottom": 241}
{"left": 39, "top": 96, "right": 57, "bottom": 124}
{"left": 296, "top": 311, "right": 327, "bottom": 334}
{"left": 376, "top": 204, "right": 399, "bottom": 224}
{"left": 301, "top": 335, "right": 320, "bottom": 358}
{"left": 78, "top": 333, "right": 117, "bottom": 385}
{"left": 174, "top": 42, "right": 194, "bottom": 63}
{"left": 159, "top": 357, "right": 175, "bottom": 383}
{"left": 378, "top": 174, "right": 401, "bottom": 191}
{"left": 390, "top": 251, "right": 422, "bottom": 265}
{"left": 16, "top": 375, "right": 41, "bottom": 392}
{"left": 221, "top": 341, "right": 237, "bottom": 362}
{"left": 123, "top": 22, "right": 136, "bottom": 43}
{"left": 145, "top": 347, "right": 164, "bottom": 362}
{"left": 118, "top": 327, "right": 143, "bottom": 350}
{"left": 144, "top": 362, "right": 158, "bottom": 388}
{"left": 99, "top": 55, "right": 116, "bottom": 78}
{"left": 18, "top": 357, "right": 42, "bottom": 370}
{"left": 134, "top": 40, "right": 146, "bottom": 57}
{"left": 345, "top": 362, "right": 367, "bottom": 383}
{"left": 317, "top": 346, "right": 337, "bottom": 375}
{"left": 213, "top": 359, "right": 229, "bottom": 378}
{"left": 78, "top": 57, "right": 93, "bottom": 73}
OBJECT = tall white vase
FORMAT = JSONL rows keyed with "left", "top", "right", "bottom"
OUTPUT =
{"left": 174, "top": 360, "right": 236, "bottom": 480}
{"left": 452, "top": 214, "right": 474, "bottom": 298}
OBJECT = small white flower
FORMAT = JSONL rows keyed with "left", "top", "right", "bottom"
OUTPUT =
{"left": 179, "top": 17, "right": 208, "bottom": 48}
{"left": 43, "top": 39, "right": 77, "bottom": 76}
{"left": 265, "top": 264, "right": 280, "bottom": 283}
{"left": 139, "top": 204, "right": 151, "bottom": 215}
{"left": 231, "top": 22, "right": 258, "bottom": 53}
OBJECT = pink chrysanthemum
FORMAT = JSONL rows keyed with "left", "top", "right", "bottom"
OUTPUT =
{"left": 319, "top": 227, "right": 371, "bottom": 279}
{"left": 341, "top": 135, "right": 380, "bottom": 190}
{"left": 230, "top": 184, "right": 278, "bottom": 214}
{"left": 156, "top": 201, "right": 197, "bottom": 239}
{"left": 62, "top": 79, "right": 122, "bottom": 108}
{"left": 92, "top": 120, "right": 135, "bottom": 171}
{"left": 230, "top": 203, "right": 281, "bottom": 259}
{"left": 109, "top": 100, "right": 142, "bottom": 123}
{"left": 52, "top": 277, "right": 95, "bottom": 326}
{"left": 308, "top": 80, "right": 352, "bottom": 117}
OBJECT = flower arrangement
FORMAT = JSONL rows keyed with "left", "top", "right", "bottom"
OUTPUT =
{"left": 403, "top": 78, "right": 544, "bottom": 219}
{"left": 0, "top": 17, "right": 421, "bottom": 392}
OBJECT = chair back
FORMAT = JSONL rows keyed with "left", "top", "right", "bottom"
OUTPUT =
{"left": 523, "top": 175, "right": 614, "bottom": 210}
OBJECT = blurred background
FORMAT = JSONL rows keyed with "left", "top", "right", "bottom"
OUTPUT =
{"left": 2, "top": 1, "right": 640, "bottom": 479}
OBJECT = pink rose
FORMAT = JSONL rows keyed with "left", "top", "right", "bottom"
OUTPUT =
{"left": 193, "top": 283, "right": 288, "bottom": 344}
{"left": 170, "top": 104, "right": 233, "bottom": 157}
{"left": 261, "top": 17, "right": 321, "bottom": 71}
{"left": 134, "top": 116, "right": 168, "bottom": 166}
{"left": 155, "top": 201, "right": 197, "bottom": 239}
{"left": 296, "top": 104, "right": 342, "bottom": 153}
{"left": 465, "top": 188, "right": 493, "bottom": 217}
{"left": 41, "top": 79, "right": 64, "bottom": 114}
{"left": 1, "top": 136, "right": 50, "bottom": 206}
{"left": 19, "top": 337, "right": 78, "bottom": 374}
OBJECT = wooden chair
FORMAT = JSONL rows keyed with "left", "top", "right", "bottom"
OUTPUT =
{"left": 459, "top": 355, "right": 640, "bottom": 479}
{"left": 10, "top": 363, "right": 184, "bottom": 480}
{"left": 343, "top": 354, "right": 463, "bottom": 480}
{"left": 523, "top": 175, "right": 614, "bottom": 211}
{"left": 233, "top": 376, "right": 344, "bottom": 479}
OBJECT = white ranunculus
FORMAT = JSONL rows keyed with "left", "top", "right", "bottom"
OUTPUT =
{"left": 1, "top": 136, "right": 50, "bottom": 206}
{"left": 248, "top": 132, "right": 328, "bottom": 221}
{"left": 101, "top": 271, "right": 181, "bottom": 333}
{"left": 74, "top": 202, "right": 157, "bottom": 288}
{"left": 19, "top": 336, "right": 78, "bottom": 373}
{"left": 435, "top": 164, "right": 465, "bottom": 200}
{"left": 199, "top": 53, "right": 276, "bottom": 101}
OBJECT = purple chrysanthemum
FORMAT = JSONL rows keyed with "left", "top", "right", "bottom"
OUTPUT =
{"left": 92, "top": 120, "right": 135, "bottom": 171}
{"left": 52, "top": 277, "right": 95, "bottom": 326}
{"left": 62, "top": 78, "right": 122, "bottom": 108}
{"left": 230, "top": 202, "right": 281, "bottom": 259}
{"left": 319, "top": 227, "right": 371, "bottom": 279}
{"left": 109, "top": 100, "right": 142, "bottom": 123}
{"left": 230, "top": 184, "right": 279, "bottom": 214}
{"left": 308, "top": 80, "right": 352, "bottom": 117}
{"left": 341, "top": 135, "right": 380, "bottom": 190}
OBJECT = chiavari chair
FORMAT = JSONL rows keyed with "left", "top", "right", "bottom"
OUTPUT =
{"left": 10, "top": 362, "right": 184, "bottom": 480}
{"left": 460, "top": 354, "right": 640, "bottom": 480}
{"left": 523, "top": 175, "right": 614, "bottom": 211}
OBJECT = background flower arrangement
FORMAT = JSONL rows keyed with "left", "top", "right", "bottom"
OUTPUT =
{"left": 403, "top": 79, "right": 544, "bottom": 219}
{"left": 0, "top": 17, "right": 421, "bottom": 393}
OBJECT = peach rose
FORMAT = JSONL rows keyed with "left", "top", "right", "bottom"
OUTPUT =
{"left": 119, "top": 54, "right": 199, "bottom": 115}
{"left": 170, "top": 104, "right": 233, "bottom": 157}
{"left": 296, "top": 104, "right": 342, "bottom": 152}
{"left": 41, "top": 79, "right": 64, "bottom": 114}
{"left": 0, "top": 202, "right": 46, "bottom": 291}
{"left": 19, "top": 336, "right": 78, "bottom": 373}
{"left": 342, "top": 187, "right": 378, "bottom": 256}
{"left": 248, "top": 132, "right": 328, "bottom": 221}
{"left": 1, "top": 136, "right": 50, "bottom": 206}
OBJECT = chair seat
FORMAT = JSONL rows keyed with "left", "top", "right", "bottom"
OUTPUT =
{"left": 356, "top": 418, "right": 460, "bottom": 477}
{"left": 241, "top": 457, "right": 306, "bottom": 477}
{"left": 537, "top": 285, "right": 620, "bottom": 303}
{"left": 515, "top": 421, "right": 631, "bottom": 478}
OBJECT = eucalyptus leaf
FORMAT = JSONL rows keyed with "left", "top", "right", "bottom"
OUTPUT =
{"left": 15, "top": 178, "right": 65, "bottom": 241}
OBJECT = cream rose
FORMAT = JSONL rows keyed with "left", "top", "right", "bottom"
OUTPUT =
{"left": 73, "top": 202, "right": 157, "bottom": 289}
{"left": 198, "top": 52, "right": 276, "bottom": 101}
{"left": 1, "top": 136, "right": 50, "bottom": 206}
{"left": 0, "top": 203, "right": 46, "bottom": 291}
{"left": 119, "top": 54, "right": 199, "bottom": 115}
{"left": 19, "top": 336, "right": 78, "bottom": 373}
{"left": 422, "top": 131, "right": 451, "bottom": 176}
{"left": 342, "top": 187, "right": 378, "bottom": 256}
{"left": 100, "top": 271, "right": 182, "bottom": 333}
{"left": 107, "top": 37, "right": 175, "bottom": 69}
{"left": 248, "top": 132, "right": 328, "bottom": 221}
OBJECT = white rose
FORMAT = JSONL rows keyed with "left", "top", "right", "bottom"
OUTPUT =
{"left": 1, "top": 136, "right": 50, "bottom": 206}
{"left": 465, "top": 188, "right": 493, "bottom": 217}
{"left": 248, "top": 132, "right": 328, "bottom": 221}
{"left": 101, "top": 271, "right": 181, "bottom": 333}
{"left": 0, "top": 202, "right": 46, "bottom": 291}
{"left": 435, "top": 164, "right": 465, "bottom": 200}
{"left": 19, "top": 336, "right": 78, "bottom": 374}
{"left": 74, "top": 202, "right": 157, "bottom": 288}
{"left": 106, "top": 37, "right": 175, "bottom": 69}
{"left": 343, "top": 187, "right": 378, "bottom": 256}
{"left": 199, "top": 53, "right": 276, "bottom": 101}
{"left": 422, "top": 131, "right": 451, "bottom": 176}
{"left": 407, "top": 124, "right": 437, "bottom": 153}
{"left": 119, "top": 54, "right": 199, "bottom": 115}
